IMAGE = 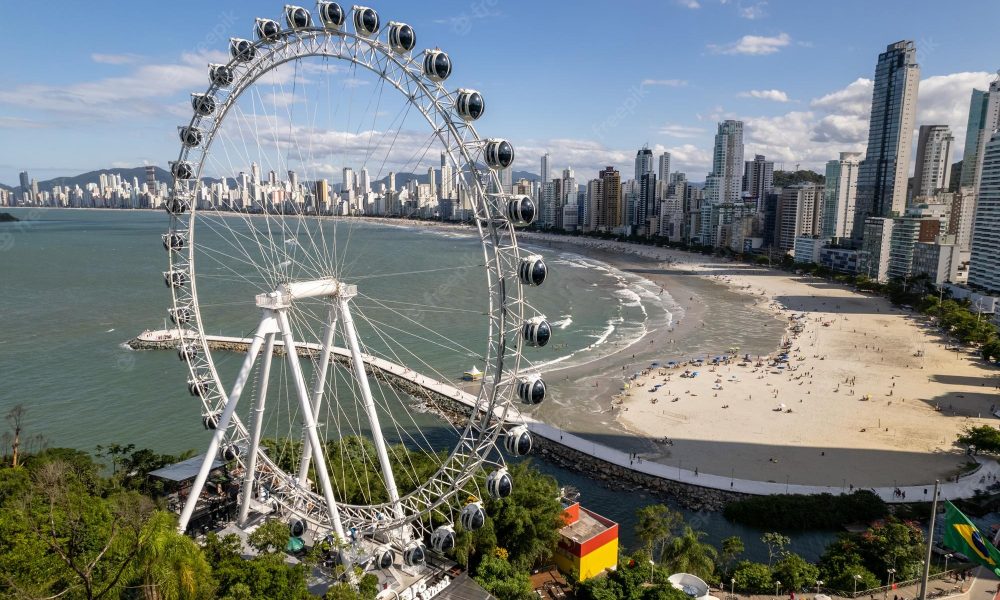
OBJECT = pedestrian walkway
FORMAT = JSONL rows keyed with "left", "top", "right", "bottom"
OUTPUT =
{"left": 139, "top": 328, "right": 1000, "bottom": 501}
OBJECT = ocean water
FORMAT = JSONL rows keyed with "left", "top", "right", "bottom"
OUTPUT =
{"left": 0, "top": 207, "right": 836, "bottom": 561}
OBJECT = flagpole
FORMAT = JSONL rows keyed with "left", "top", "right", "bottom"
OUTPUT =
{"left": 919, "top": 480, "right": 940, "bottom": 600}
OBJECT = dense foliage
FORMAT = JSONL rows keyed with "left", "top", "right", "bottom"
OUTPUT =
{"left": 772, "top": 170, "right": 825, "bottom": 188}
{"left": 957, "top": 425, "right": 1000, "bottom": 455}
{"left": 0, "top": 427, "right": 568, "bottom": 600}
{"left": 723, "top": 491, "right": 888, "bottom": 530}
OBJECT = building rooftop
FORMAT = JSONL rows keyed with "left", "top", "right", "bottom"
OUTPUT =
{"left": 560, "top": 508, "right": 614, "bottom": 544}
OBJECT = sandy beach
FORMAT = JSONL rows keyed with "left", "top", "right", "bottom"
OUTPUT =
{"left": 518, "top": 233, "right": 1000, "bottom": 488}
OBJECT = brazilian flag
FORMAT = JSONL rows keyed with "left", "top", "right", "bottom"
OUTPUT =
{"left": 942, "top": 500, "right": 1000, "bottom": 576}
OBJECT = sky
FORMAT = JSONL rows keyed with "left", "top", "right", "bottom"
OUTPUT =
{"left": 1, "top": 0, "right": 999, "bottom": 185}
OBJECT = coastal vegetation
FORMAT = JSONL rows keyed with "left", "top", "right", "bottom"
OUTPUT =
{"left": 723, "top": 490, "right": 888, "bottom": 530}
{"left": 0, "top": 407, "right": 566, "bottom": 599}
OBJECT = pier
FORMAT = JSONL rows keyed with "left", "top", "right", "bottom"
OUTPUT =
{"left": 130, "top": 329, "right": 997, "bottom": 505}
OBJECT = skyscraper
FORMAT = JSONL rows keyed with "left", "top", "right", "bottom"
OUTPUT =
{"left": 19, "top": 171, "right": 30, "bottom": 203}
{"left": 960, "top": 89, "right": 991, "bottom": 189}
{"left": 969, "top": 132, "right": 1000, "bottom": 293}
{"left": 540, "top": 153, "right": 550, "bottom": 185}
{"left": 912, "top": 125, "right": 954, "bottom": 197}
{"left": 598, "top": 167, "right": 621, "bottom": 231}
{"left": 742, "top": 154, "right": 774, "bottom": 204}
{"left": 971, "top": 77, "right": 1000, "bottom": 197}
{"left": 634, "top": 146, "right": 653, "bottom": 182}
{"left": 500, "top": 166, "right": 513, "bottom": 194}
{"left": 852, "top": 40, "right": 920, "bottom": 239}
{"left": 706, "top": 120, "right": 744, "bottom": 205}
{"left": 342, "top": 168, "right": 354, "bottom": 193}
{"left": 657, "top": 153, "right": 671, "bottom": 186}
{"left": 822, "top": 152, "right": 861, "bottom": 239}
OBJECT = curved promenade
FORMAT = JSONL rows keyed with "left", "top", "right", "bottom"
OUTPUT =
{"left": 130, "top": 329, "right": 996, "bottom": 503}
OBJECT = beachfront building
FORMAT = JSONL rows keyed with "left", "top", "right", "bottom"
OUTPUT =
{"left": 822, "top": 152, "right": 861, "bottom": 239}
{"left": 775, "top": 184, "right": 823, "bottom": 252}
{"left": 852, "top": 40, "right": 920, "bottom": 240}
{"left": 912, "top": 125, "right": 954, "bottom": 199}
{"left": 969, "top": 132, "right": 1000, "bottom": 294}
{"left": 793, "top": 236, "right": 825, "bottom": 264}
{"left": 819, "top": 245, "right": 861, "bottom": 274}
{"left": 860, "top": 217, "right": 895, "bottom": 282}
{"left": 912, "top": 236, "right": 965, "bottom": 285}
{"left": 594, "top": 167, "right": 622, "bottom": 232}
{"left": 553, "top": 500, "right": 619, "bottom": 581}
{"left": 886, "top": 203, "right": 948, "bottom": 280}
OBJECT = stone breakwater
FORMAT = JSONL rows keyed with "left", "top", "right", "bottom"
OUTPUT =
{"left": 127, "top": 332, "right": 748, "bottom": 511}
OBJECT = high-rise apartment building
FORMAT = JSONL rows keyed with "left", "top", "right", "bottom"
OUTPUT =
{"left": 960, "top": 89, "right": 992, "bottom": 189}
{"left": 775, "top": 184, "right": 823, "bottom": 251}
{"left": 657, "top": 153, "right": 671, "bottom": 188}
{"left": 540, "top": 153, "right": 550, "bottom": 185}
{"left": 635, "top": 146, "right": 653, "bottom": 182}
{"left": 969, "top": 132, "right": 1000, "bottom": 294}
{"left": 822, "top": 152, "right": 861, "bottom": 239}
{"left": 912, "top": 125, "right": 954, "bottom": 198}
{"left": 597, "top": 167, "right": 621, "bottom": 231}
{"left": 852, "top": 40, "right": 920, "bottom": 239}
{"left": 706, "top": 120, "right": 744, "bottom": 205}
{"left": 742, "top": 154, "right": 774, "bottom": 203}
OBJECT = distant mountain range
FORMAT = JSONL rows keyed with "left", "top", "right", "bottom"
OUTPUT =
{"left": 6, "top": 167, "right": 541, "bottom": 194}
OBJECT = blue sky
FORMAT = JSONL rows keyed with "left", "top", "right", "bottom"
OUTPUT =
{"left": 1, "top": 0, "right": 999, "bottom": 185}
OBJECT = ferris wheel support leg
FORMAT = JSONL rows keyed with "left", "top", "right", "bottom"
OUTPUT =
{"left": 296, "top": 304, "right": 339, "bottom": 486}
{"left": 177, "top": 313, "right": 278, "bottom": 533}
{"left": 237, "top": 331, "right": 276, "bottom": 527}
{"left": 338, "top": 297, "right": 404, "bottom": 523}
{"left": 276, "top": 309, "right": 351, "bottom": 554}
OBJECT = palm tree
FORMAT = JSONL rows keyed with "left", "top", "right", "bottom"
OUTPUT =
{"left": 131, "top": 511, "right": 214, "bottom": 599}
{"left": 660, "top": 527, "right": 718, "bottom": 581}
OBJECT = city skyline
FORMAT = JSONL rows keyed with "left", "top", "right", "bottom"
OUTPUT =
{"left": 1, "top": 0, "right": 999, "bottom": 184}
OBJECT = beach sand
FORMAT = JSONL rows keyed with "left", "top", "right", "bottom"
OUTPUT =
{"left": 521, "top": 233, "right": 1000, "bottom": 487}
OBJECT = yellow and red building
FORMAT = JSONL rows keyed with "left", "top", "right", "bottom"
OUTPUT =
{"left": 553, "top": 500, "right": 619, "bottom": 581}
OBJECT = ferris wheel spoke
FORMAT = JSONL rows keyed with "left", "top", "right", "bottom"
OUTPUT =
{"left": 166, "top": 6, "right": 542, "bottom": 553}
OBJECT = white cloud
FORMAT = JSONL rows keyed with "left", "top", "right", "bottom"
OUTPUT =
{"left": 738, "top": 71, "right": 994, "bottom": 172}
{"left": 91, "top": 53, "right": 145, "bottom": 65}
{"left": 678, "top": 0, "right": 701, "bottom": 8}
{"left": 0, "top": 50, "right": 230, "bottom": 122}
{"left": 739, "top": 1, "right": 767, "bottom": 19}
{"left": 708, "top": 32, "right": 791, "bottom": 55}
{"left": 659, "top": 124, "right": 708, "bottom": 139}
{"left": 738, "top": 89, "right": 789, "bottom": 102}
{"left": 641, "top": 79, "right": 688, "bottom": 88}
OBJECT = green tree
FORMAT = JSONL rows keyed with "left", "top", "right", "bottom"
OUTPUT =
{"left": 957, "top": 425, "right": 1000, "bottom": 454}
{"left": 720, "top": 536, "right": 745, "bottom": 576}
{"left": 772, "top": 552, "right": 819, "bottom": 592}
{"left": 473, "top": 552, "right": 534, "bottom": 600}
{"left": 635, "top": 504, "right": 682, "bottom": 557}
{"left": 487, "top": 462, "right": 564, "bottom": 569}
{"left": 659, "top": 527, "right": 718, "bottom": 581}
{"left": 129, "top": 510, "right": 215, "bottom": 600}
{"left": 982, "top": 338, "right": 1000, "bottom": 364}
{"left": 0, "top": 459, "right": 158, "bottom": 599}
{"left": 248, "top": 518, "right": 292, "bottom": 554}
{"left": 203, "top": 532, "right": 311, "bottom": 599}
{"left": 731, "top": 561, "right": 773, "bottom": 594}
{"left": 761, "top": 532, "right": 791, "bottom": 567}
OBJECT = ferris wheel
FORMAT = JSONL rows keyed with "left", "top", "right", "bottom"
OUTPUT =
{"left": 161, "top": 2, "right": 552, "bottom": 571}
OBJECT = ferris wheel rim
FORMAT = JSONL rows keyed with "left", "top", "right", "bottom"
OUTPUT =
{"left": 162, "top": 8, "right": 534, "bottom": 537}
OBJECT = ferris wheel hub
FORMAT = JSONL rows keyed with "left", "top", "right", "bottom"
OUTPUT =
{"left": 255, "top": 277, "right": 358, "bottom": 309}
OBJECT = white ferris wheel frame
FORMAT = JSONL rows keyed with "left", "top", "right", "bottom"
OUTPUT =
{"left": 163, "top": 12, "right": 531, "bottom": 541}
